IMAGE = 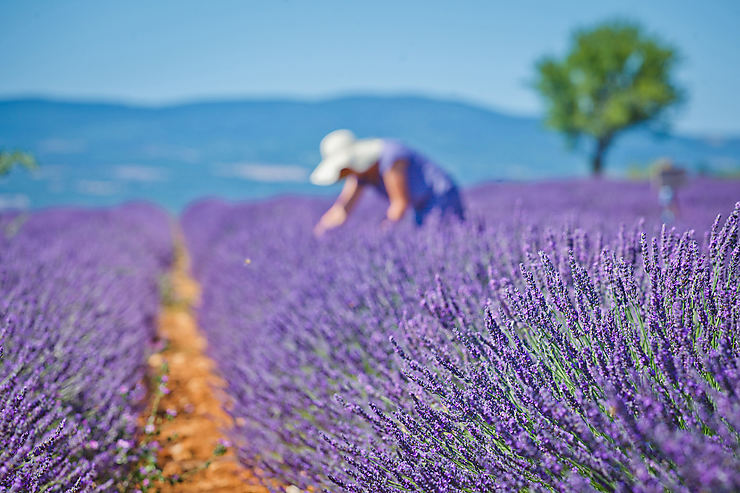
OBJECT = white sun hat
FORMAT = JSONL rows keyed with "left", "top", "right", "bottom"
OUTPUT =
{"left": 310, "top": 129, "right": 384, "bottom": 185}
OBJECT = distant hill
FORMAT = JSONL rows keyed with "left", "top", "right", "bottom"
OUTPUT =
{"left": 1, "top": 95, "right": 738, "bottom": 210}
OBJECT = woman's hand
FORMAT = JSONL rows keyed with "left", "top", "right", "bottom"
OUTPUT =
{"left": 313, "top": 205, "right": 347, "bottom": 237}
{"left": 383, "top": 160, "right": 411, "bottom": 222}
{"left": 313, "top": 176, "right": 363, "bottom": 237}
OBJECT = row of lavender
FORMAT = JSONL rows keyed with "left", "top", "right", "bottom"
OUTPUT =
{"left": 0, "top": 204, "right": 172, "bottom": 492}
{"left": 183, "top": 179, "right": 740, "bottom": 492}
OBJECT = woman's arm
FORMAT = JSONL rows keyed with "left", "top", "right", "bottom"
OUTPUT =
{"left": 313, "top": 175, "right": 364, "bottom": 236}
{"left": 382, "top": 160, "right": 411, "bottom": 222}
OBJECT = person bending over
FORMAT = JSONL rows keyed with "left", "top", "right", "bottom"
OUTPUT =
{"left": 311, "top": 129, "right": 464, "bottom": 236}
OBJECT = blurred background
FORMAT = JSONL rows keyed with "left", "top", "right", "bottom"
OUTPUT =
{"left": 1, "top": 0, "right": 738, "bottom": 211}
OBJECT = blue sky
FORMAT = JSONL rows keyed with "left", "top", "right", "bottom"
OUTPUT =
{"left": 2, "top": 0, "right": 739, "bottom": 135}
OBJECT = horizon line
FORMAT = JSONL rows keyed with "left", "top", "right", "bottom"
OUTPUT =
{"left": 0, "top": 90, "right": 536, "bottom": 114}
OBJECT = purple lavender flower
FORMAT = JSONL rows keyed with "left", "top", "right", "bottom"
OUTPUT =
{"left": 183, "top": 179, "right": 740, "bottom": 492}
{"left": 1, "top": 203, "right": 173, "bottom": 491}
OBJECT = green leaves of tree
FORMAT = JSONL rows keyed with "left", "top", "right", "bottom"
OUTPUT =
{"left": 535, "top": 20, "right": 683, "bottom": 175}
{"left": 0, "top": 150, "right": 37, "bottom": 176}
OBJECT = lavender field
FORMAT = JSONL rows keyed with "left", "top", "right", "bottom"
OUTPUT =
{"left": 1, "top": 179, "right": 739, "bottom": 492}
{"left": 183, "top": 179, "right": 740, "bottom": 492}
{"left": 0, "top": 204, "right": 172, "bottom": 491}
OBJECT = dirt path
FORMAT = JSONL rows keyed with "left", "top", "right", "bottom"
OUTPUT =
{"left": 147, "top": 238, "right": 269, "bottom": 492}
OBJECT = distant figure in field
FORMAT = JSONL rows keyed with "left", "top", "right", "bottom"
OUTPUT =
{"left": 311, "top": 130, "right": 464, "bottom": 236}
{"left": 652, "top": 159, "right": 687, "bottom": 223}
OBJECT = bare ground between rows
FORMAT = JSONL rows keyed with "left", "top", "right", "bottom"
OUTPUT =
{"left": 145, "top": 237, "right": 270, "bottom": 493}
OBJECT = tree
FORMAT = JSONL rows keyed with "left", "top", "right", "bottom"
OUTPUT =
{"left": 0, "top": 150, "right": 37, "bottom": 176}
{"left": 535, "top": 20, "right": 683, "bottom": 176}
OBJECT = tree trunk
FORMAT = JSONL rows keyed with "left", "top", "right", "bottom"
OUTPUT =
{"left": 591, "top": 135, "right": 612, "bottom": 176}
{"left": 591, "top": 150, "right": 604, "bottom": 176}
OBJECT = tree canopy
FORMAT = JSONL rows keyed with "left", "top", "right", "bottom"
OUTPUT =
{"left": 535, "top": 20, "right": 683, "bottom": 175}
{"left": 0, "top": 150, "right": 37, "bottom": 176}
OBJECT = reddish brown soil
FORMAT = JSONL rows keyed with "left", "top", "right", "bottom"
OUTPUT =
{"left": 147, "top": 242, "right": 270, "bottom": 492}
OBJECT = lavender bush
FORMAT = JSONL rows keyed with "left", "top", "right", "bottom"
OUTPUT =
{"left": 183, "top": 179, "right": 739, "bottom": 492}
{"left": 0, "top": 203, "right": 172, "bottom": 492}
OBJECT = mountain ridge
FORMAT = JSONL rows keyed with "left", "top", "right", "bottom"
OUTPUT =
{"left": 1, "top": 95, "right": 738, "bottom": 211}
